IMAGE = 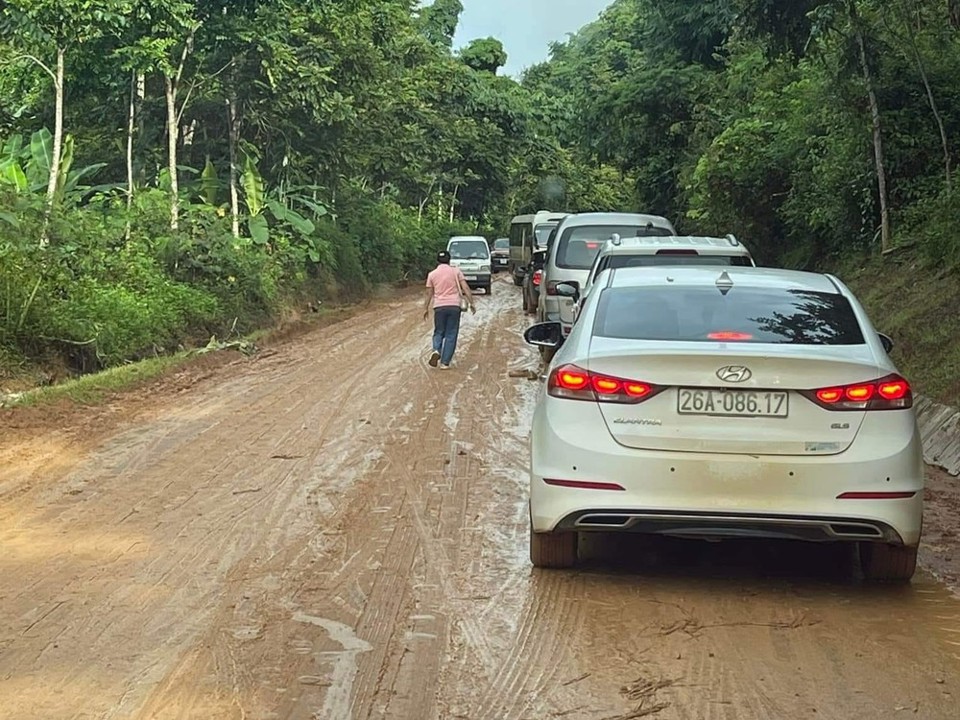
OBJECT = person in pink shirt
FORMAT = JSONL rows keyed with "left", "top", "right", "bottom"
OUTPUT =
{"left": 423, "top": 250, "right": 476, "bottom": 369}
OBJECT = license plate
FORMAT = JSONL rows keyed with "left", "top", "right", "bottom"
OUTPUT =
{"left": 496, "top": 258, "right": 508, "bottom": 265}
{"left": 677, "top": 388, "right": 788, "bottom": 417}
{"left": 464, "top": 275, "right": 477, "bottom": 281}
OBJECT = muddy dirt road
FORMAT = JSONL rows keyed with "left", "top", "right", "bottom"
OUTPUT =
{"left": 2, "top": 276, "right": 960, "bottom": 720}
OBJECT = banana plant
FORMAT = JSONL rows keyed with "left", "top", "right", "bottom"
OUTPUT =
{"left": 0, "top": 130, "right": 105, "bottom": 203}
{"left": 241, "top": 152, "right": 268, "bottom": 244}
{"left": 200, "top": 158, "right": 220, "bottom": 207}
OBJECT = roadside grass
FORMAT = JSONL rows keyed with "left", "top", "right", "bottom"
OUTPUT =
{"left": 2, "top": 354, "right": 187, "bottom": 408}
{"left": 0, "top": 295, "right": 378, "bottom": 411}
{"left": 838, "top": 251, "right": 960, "bottom": 407}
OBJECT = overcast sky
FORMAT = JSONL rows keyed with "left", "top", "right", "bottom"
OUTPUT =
{"left": 451, "top": 0, "right": 611, "bottom": 77}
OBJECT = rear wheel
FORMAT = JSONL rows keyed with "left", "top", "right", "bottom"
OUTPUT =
{"left": 530, "top": 526, "right": 578, "bottom": 568}
{"left": 859, "top": 542, "right": 918, "bottom": 583}
{"left": 513, "top": 271, "right": 523, "bottom": 287}
{"left": 485, "top": 283, "right": 492, "bottom": 295}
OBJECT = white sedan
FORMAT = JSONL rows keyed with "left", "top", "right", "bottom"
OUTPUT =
{"left": 523, "top": 266, "right": 923, "bottom": 582}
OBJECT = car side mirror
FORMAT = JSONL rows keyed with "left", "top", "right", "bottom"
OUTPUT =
{"left": 555, "top": 282, "right": 580, "bottom": 303}
{"left": 524, "top": 322, "right": 563, "bottom": 349}
{"left": 878, "top": 332, "right": 894, "bottom": 354}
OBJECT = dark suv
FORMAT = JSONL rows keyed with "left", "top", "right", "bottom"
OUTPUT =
{"left": 491, "top": 238, "right": 509, "bottom": 273}
{"left": 522, "top": 248, "right": 548, "bottom": 314}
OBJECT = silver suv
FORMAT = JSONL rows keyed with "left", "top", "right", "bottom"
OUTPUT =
{"left": 537, "top": 213, "right": 676, "bottom": 335}
{"left": 573, "top": 234, "right": 755, "bottom": 320}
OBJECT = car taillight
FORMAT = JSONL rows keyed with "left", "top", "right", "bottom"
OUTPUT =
{"left": 548, "top": 364, "right": 662, "bottom": 404}
{"left": 802, "top": 374, "right": 913, "bottom": 411}
{"left": 533, "top": 269, "right": 542, "bottom": 287}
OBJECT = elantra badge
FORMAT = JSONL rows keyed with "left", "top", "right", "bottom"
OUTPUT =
{"left": 716, "top": 365, "right": 752, "bottom": 383}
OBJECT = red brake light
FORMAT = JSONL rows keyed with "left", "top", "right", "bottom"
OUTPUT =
{"left": 805, "top": 374, "right": 912, "bottom": 411}
{"left": 532, "top": 269, "right": 542, "bottom": 286}
{"left": 624, "top": 382, "right": 653, "bottom": 398}
{"left": 707, "top": 331, "right": 753, "bottom": 341}
{"left": 555, "top": 367, "right": 589, "bottom": 391}
{"left": 844, "top": 384, "right": 874, "bottom": 402}
{"left": 592, "top": 376, "right": 621, "bottom": 394}
{"left": 585, "top": 242, "right": 599, "bottom": 249}
{"left": 548, "top": 365, "right": 662, "bottom": 404}
{"left": 816, "top": 388, "right": 843, "bottom": 404}
{"left": 878, "top": 379, "right": 909, "bottom": 400}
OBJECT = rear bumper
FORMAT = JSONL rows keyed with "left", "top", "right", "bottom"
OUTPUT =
{"left": 463, "top": 273, "right": 491, "bottom": 287}
{"left": 530, "top": 399, "right": 924, "bottom": 546}
{"left": 554, "top": 509, "right": 905, "bottom": 544}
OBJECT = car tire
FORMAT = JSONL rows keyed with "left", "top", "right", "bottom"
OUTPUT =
{"left": 485, "top": 283, "right": 492, "bottom": 295}
{"left": 859, "top": 542, "right": 918, "bottom": 583}
{"left": 530, "top": 526, "right": 578, "bottom": 568}
{"left": 513, "top": 274, "right": 523, "bottom": 287}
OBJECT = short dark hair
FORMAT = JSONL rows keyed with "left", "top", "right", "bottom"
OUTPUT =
{"left": 437, "top": 250, "right": 451, "bottom": 264}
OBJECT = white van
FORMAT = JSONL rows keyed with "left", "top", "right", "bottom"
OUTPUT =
{"left": 508, "top": 211, "right": 568, "bottom": 286}
{"left": 537, "top": 212, "right": 676, "bottom": 334}
{"left": 447, "top": 236, "right": 492, "bottom": 294}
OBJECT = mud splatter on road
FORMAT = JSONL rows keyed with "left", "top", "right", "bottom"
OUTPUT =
{"left": 1, "top": 276, "right": 959, "bottom": 719}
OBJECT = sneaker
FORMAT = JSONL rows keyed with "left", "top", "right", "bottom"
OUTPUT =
{"left": 439, "top": 364, "right": 450, "bottom": 370}
{"left": 428, "top": 351, "right": 440, "bottom": 367}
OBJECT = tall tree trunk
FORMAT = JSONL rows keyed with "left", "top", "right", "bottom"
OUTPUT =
{"left": 449, "top": 184, "right": 459, "bottom": 223}
{"left": 908, "top": 8, "right": 951, "bottom": 192}
{"left": 164, "top": 76, "right": 180, "bottom": 230}
{"left": 227, "top": 80, "right": 240, "bottom": 239}
{"left": 885, "top": 2, "right": 952, "bottom": 192}
{"left": 125, "top": 70, "right": 137, "bottom": 240}
{"left": 850, "top": 1, "right": 892, "bottom": 253}
{"left": 46, "top": 47, "right": 65, "bottom": 207}
{"left": 40, "top": 46, "right": 66, "bottom": 247}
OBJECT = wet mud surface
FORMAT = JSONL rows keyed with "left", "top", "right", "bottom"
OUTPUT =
{"left": 1, "top": 276, "right": 959, "bottom": 719}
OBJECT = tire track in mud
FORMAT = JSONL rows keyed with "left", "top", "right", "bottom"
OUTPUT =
{"left": 4, "top": 278, "right": 960, "bottom": 720}
{"left": 0, "top": 301, "right": 428, "bottom": 720}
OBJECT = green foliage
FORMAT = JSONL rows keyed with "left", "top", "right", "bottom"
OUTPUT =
{"left": 418, "top": 0, "right": 463, "bottom": 49}
{"left": 527, "top": 0, "right": 960, "bottom": 272}
{"left": 459, "top": 38, "right": 508, "bottom": 74}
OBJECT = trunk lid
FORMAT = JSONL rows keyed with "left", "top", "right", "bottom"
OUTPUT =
{"left": 587, "top": 340, "right": 881, "bottom": 456}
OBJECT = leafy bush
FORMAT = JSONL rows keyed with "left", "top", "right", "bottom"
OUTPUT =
{"left": 1, "top": 183, "right": 477, "bottom": 377}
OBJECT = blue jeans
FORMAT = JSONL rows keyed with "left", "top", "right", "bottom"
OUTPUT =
{"left": 433, "top": 306, "right": 462, "bottom": 365}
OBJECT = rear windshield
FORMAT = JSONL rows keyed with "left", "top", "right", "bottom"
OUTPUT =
{"left": 597, "top": 254, "right": 754, "bottom": 275}
{"left": 534, "top": 223, "right": 557, "bottom": 248}
{"left": 558, "top": 225, "right": 672, "bottom": 269}
{"left": 449, "top": 240, "right": 489, "bottom": 259}
{"left": 493, "top": 239, "right": 509, "bottom": 250}
{"left": 593, "top": 286, "right": 866, "bottom": 345}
